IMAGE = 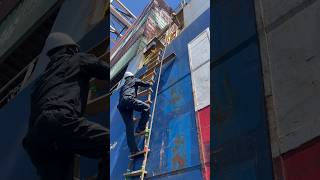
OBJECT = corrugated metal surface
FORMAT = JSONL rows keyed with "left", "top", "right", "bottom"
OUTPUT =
{"left": 110, "top": 56, "right": 202, "bottom": 180}
{"left": 212, "top": 0, "right": 257, "bottom": 62}
{"left": 212, "top": 0, "right": 273, "bottom": 179}
{"left": 110, "top": 7, "right": 210, "bottom": 179}
{"left": 146, "top": 74, "right": 200, "bottom": 176}
{"left": 212, "top": 42, "right": 273, "bottom": 179}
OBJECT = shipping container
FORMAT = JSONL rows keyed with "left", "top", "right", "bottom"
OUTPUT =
{"left": 110, "top": 0, "right": 210, "bottom": 179}
{"left": 213, "top": 0, "right": 320, "bottom": 179}
{"left": 254, "top": 0, "right": 320, "bottom": 179}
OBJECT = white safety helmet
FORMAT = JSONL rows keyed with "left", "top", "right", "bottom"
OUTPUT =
{"left": 124, "top": 71, "right": 134, "bottom": 79}
{"left": 43, "top": 32, "right": 79, "bottom": 56}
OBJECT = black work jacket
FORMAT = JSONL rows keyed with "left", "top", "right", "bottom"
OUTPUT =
{"left": 29, "top": 52, "right": 109, "bottom": 123}
{"left": 119, "top": 77, "right": 150, "bottom": 101}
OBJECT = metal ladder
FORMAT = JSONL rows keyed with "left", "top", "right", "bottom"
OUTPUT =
{"left": 123, "top": 47, "right": 164, "bottom": 180}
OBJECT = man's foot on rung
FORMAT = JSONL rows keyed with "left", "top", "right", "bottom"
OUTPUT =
{"left": 134, "top": 130, "right": 146, "bottom": 136}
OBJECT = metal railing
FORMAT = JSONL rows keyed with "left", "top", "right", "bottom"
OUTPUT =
{"left": 0, "top": 57, "right": 38, "bottom": 108}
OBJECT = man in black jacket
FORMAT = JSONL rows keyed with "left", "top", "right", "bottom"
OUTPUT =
{"left": 117, "top": 72, "right": 152, "bottom": 156}
{"left": 23, "top": 32, "right": 109, "bottom": 180}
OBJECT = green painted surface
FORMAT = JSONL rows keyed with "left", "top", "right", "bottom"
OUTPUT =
{"left": 0, "top": 0, "right": 58, "bottom": 59}
{"left": 110, "top": 37, "right": 147, "bottom": 80}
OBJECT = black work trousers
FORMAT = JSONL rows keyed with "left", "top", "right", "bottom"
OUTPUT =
{"left": 23, "top": 109, "right": 109, "bottom": 180}
{"left": 118, "top": 97, "right": 150, "bottom": 153}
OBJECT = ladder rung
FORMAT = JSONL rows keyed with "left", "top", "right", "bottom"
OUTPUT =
{"left": 141, "top": 73, "right": 155, "bottom": 82}
{"left": 145, "top": 51, "right": 159, "bottom": 61}
{"left": 137, "top": 88, "right": 153, "bottom": 97}
{"left": 134, "top": 128, "right": 150, "bottom": 136}
{"left": 143, "top": 69, "right": 156, "bottom": 79}
{"left": 128, "top": 148, "right": 150, "bottom": 159}
{"left": 133, "top": 114, "right": 151, "bottom": 123}
{"left": 145, "top": 55, "right": 159, "bottom": 64}
{"left": 147, "top": 62, "right": 159, "bottom": 72}
{"left": 123, "top": 169, "right": 147, "bottom": 177}
{"left": 147, "top": 60, "right": 159, "bottom": 68}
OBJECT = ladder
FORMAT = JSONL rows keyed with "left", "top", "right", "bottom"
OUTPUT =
{"left": 123, "top": 44, "right": 165, "bottom": 180}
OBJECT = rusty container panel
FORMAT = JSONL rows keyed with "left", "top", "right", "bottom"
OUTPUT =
{"left": 212, "top": 42, "right": 273, "bottom": 180}
{"left": 110, "top": 64, "right": 202, "bottom": 179}
{"left": 146, "top": 73, "right": 200, "bottom": 175}
{"left": 212, "top": 0, "right": 257, "bottom": 63}
{"left": 110, "top": 7, "right": 210, "bottom": 179}
{"left": 212, "top": 0, "right": 274, "bottom": 179}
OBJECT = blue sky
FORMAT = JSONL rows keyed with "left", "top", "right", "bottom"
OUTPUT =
{"left": 120, "top": 0, "right": 181, "bottom": 18}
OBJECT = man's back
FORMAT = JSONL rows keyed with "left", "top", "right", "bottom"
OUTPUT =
{"left": 30, "top": 52, "right": 108, "bottom": 120}
{"left": 119, "top": 77, "right": 150, "bottom": 100}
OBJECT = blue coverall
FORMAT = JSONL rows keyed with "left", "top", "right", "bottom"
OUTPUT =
{"left": 117, "top": 77, "right": 151, "bottom": 153}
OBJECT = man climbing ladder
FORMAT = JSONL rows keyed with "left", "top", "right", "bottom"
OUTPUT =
{"left": 117, "top": 72, "right": 153, "bottom": 156}
{"left": 23, "top": 32, "right": 109, "bottom": 180}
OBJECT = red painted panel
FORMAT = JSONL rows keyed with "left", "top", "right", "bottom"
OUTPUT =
{"left": 196, "top": 106, "right": 210, "bottom": 180}
{"left": 281, "top": 137, "right": 320, "bottom": 180}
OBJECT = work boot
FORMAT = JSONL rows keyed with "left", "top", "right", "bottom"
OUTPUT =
{"left": 135, "top": 126, "right": 146, "bottom": 136}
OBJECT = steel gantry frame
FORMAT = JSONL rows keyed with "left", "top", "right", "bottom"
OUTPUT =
{"left": 110, "top": 0, "right": 136, "bottom": 45}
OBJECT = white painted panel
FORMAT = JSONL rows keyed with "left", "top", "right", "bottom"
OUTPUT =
{"left": 188, "top": 28, "right": 210, "bottom": 111}
{"left": 183, "top": 0, "right": 210, "bottom": 28}
{"left": 188, "top": 28, "right": 210, "bottom": 70}
{"left": 260, "top": 0, "right": 311, "bottom": 27}
{"left": 192, "top": 62, "right": 210, "bottom": 111}
{"left": 263, "top": 0, "right": 320, "bottom": 154}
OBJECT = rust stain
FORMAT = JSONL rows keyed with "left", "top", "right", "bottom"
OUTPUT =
{"left": 214, "top": 74, "right": 234, "bottom": 124}
{"left": 170, "top": 88, "right": 181, "bottom": 104}
{"left": 171, "top": 136, "right": 186, "bottom": 168}
{"left": 172, "top": 154, "right": 185, "bottom": 168}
